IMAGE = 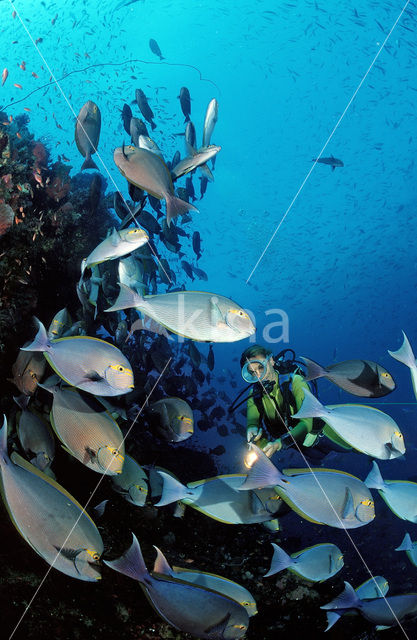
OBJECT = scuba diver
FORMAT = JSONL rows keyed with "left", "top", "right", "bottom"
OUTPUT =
{"left": 232, "top": 344, "right": 351, "bottom": 461}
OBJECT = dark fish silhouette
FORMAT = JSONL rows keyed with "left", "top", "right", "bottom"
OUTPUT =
{"left": 312, "top": 155, "right": 344, "bottom": 171}
{"left": 121, "top": 104, "right": 132, "bottom": 135}
{"left": 149, "top": 38, "right": 164, "bottom": 60}
{"left": 192, "top": 231, "right": 202, "bottom": 260}
{"left": 301, "top": 357, "right": 395, "bottom": 397}
{"left": 135, "top": 89, "right": 156, "bottom": 130}
{"left": 178, "top": 87, "right": 191, "bottom": 123}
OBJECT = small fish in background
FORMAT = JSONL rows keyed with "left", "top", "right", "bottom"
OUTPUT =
{"left": 388, "top": 331, "right": 417, "bottom": 401}
{"left": 0, "top": 416, "right": 103, "bottom": 581}
{"left": 2, "top": 67, "right": 8, "bottom": 86}
{"left": 89, "top": 173, "right": 102, "bottom": 216}
{"left": 152, "top": 546, "right": 257, "bottom": 616}
{"left": 181, "top": 259, "right": 195, "bottom": 280}
{"left": 395, "top": 532, "right": 417, "bottom": 567}
{"left": 113, "top": 145, "right": 198, "bottom": 227}
{"left": 190, "top": 264, "right": 208, "bottom": 281}
{"left": 115, "top": 320, "right": 128, "bottom": 345}
{"left": 192, "top": 231, "right": 202, "bottom": 260}
{"left": 41, "top": 383, "right": 125, "bottom": 475}
{"left": 185, "top": 121, "right": 196, "bottom": 150}
{"left": 104, "top": 534, "right": 249, "bottom": 638}
{"left": 148, "top": 397, "right": 194, "bottom": 442}
{"left": 135, "top": 88, "right": 156, "bottom": 131}
{"left": 111, "top": 454, "right": 148, "bottom": 505}
{"left": 9, "top": 349, "right": 46, "bottom": 396}
{"left": 264, "top": 542, "right": 344, "bottom": 582}
{"left": 14, "top": 395, "right": 55, "bottom": 472}
{"left": 207, "top": 344, "right": 215, "bottom": 370}
{"left": 321, "top": 581, "right": 417, "bottom": 631}
{"left": 324, "top": 576, "right": 389, "bottom": 631}
{"left": 365, "top": 461, "right": 417, "bottom": 523}
{"left": 149, "top": 38, "right": 164, "bottom": 60}
{"left": 121, "top": 103, "right": 132, "bottom": 135}
{"left": 22, "top": 318, "right": 134, "bottom": 396}
{"left": 199, "top": 175, "right": 208, "bottom": 199}
{"left": 75, "top": 100, "right": 101, "bottom": 171}
{"left": 301, "top": 356, "right": 395, "bottom": 397}
{"left": 178, "top": 86, "right": 191, "bottom": 122}
{"left": 209, "top": 444, "right": 225, "bottom": 456}
{"left": 312, "top": 155, "right": 344, "bottom": 170}
{"left": 106, "top": 284, "right": 255, "bottom": 342}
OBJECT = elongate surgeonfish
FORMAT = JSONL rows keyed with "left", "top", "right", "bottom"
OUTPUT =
{"left": 300, "top": 356, "right": 395, "bottom": 397}
{"left": 0, "top": 416, "right": 103, "bottom": 581}
{"left": 264, "top": 542, "right": 343, "bottom": 583}
{"left": 104, "top": 534, "right": 249, "bottom": 639}
{"left": 40, "top": 384, "right": 125, "bottom": 475}
{"left": 14, "top": 395, "right": 55, "bottom": 472}
{"left": 293, "top": 388, "right": 405, "bottom": 460}
{"left": 365, "top": 461, "right": 417, "bottom": 522}
{"left": 388, "top": 330, "right": 417, "bottom": 401}
{"left": 171, "top": 145, "right": 221, "bottom": 180}
{"left": 178, "top": 87, "right": 191, "bottom": 122}
{"left": 81, "top": 227, "right": 148, "bottom": 274}
{"left": 203, "top": 98, "right": 219, "bottom": 147}
{"left": 111, "top": 454, "right": 148, "bottom": 505}
{"left": 47, "top": 307, "right": 72, "bottom": 339}
{"left": 148, "top": 397, "right": 194, "bottom": 442}
{"left": 113, "top": 145, "right": 198, "bottom": 226}
{"left": 324, "top": 576, "right": 389, "bottom": 631}
{"left": 135, "top": 89, "right": 156, "bottom": 131}
{"left": 239, "top": 446, "right": 374, "bottom": 529}
{"left": 152, "top": 546, "right": 257, "bottom": 616}
{"left": 22, "top": 318, "right": 134, "bottom": 396}
{"left": 75, "top": 100, "right": 101, "bottom": 171}
{"left": 321, "top": 581, "right": 417, "bottom": 630}
{"left": 312, "top": 155, "right": 344, "bottom": 170}
{"left": 155, "top": 472, "right": 287, "bottom": 526}
{"left": 105, "top": 284, "right": 255, "bottom": 342}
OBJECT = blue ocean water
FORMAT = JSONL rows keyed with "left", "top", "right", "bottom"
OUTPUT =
{"left": 1, "top": 0, "right": 417, "bottom": 638}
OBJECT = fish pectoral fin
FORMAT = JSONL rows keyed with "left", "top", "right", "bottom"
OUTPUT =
{"left": 341, "top": 487, "right": 354, "bottom": 519}
{"left": 110, "top": 227, "right": 121, "bottom": 246}
{"left": 204, "top": 612, "right": 231, "bottom": 636}
{"left": 84, "top": 447, "right": 97, "bottom": 463}
{"left": 53, "top": 545, "right": 82, "bottom": 561}
{"left": 209, "top": 297, "right": 224, "bottom": 326}
{"left": 83, "top": 370, "right": 104, "bottom": 382}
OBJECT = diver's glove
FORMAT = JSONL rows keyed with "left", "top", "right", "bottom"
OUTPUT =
{"left": 247, "top": 426, "right": 262, "bottom": 443}
{"left": 263, "top": 439, "right": 282, "bottom": 457}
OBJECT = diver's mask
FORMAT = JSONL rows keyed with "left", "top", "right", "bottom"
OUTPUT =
{"left": 241, "top": 357, "right": 272, "bottom": 383}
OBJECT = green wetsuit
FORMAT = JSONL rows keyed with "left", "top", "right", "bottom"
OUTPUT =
{"left": 246, "top": 373, "right": 315, "bottom": 449}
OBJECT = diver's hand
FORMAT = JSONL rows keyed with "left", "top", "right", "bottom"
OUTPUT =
{"left": 263, "top": 439, "right": 282, "bottom": 458}
{"left": 247, "top": 426, "right": 262, "bottom": 443}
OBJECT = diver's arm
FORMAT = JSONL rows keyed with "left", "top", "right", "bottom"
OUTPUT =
{"left": 289, "top": 375, "right": 313, "bottom": 442}
{"left": 246, "top": 393, "right": 262, "bottom": 442}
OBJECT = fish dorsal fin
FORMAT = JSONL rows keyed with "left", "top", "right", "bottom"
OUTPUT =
{"left": 209, "top": 297, "right": 223, "bottom": 326}
{"left": 10, "top": 452, "right": 97, "bottom": 526}
{"left": 152, "top": 546, "right": 173, "bottom": 576}
{"left": 110, "top": 227, "right": 121, "bottom": 246}
{"left": 283, "top": 467, "right": 358, "bottom": 480}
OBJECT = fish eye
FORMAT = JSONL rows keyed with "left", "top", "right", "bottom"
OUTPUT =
{"left": 395, "top": 431, "right": 403, "bottom": 438}
{"left": 92, "top": 552, "right": 100, "bottom": 561}
{"left": 381, "top": 372, "right": 391, "bottom": 378}
{"left": 361, "top": 499, "right": 373, "bottom": 507}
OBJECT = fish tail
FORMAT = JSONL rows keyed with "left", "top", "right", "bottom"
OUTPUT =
{"left": 292, "top": 387, "right": 328, "bottom": 419}
{"left": 388, "top": 331, "right": 416, "bottom": 369}
{"left": 103, "top": 533, "right": 148, "bottom": 582}
{"left": 165, "top": 194, "right": 199, "bottom": 227}
{"left": 184, "top": 115, "right": 190, "bottom": 123}
{"left": 324, "top": 611, "right": 341, "bottom": 632}
{"left": 395, "top": 532, "right": 413, "bottom": 552}
{"left": 105, "top": 283, "right": 143, "bottom": 313}
{"left": 150, "top": 121, "right": 156, "bottom": 131}
{"left": 21, "top": 318, "right": 50, "bottom": 352}
{"left": 320, "top": 581, "right": 360, "bottom": 611}
{"left": 300, "top": 356, "right": 327, "bottom": 381}
{"left": 154, "top": 471, "right": 189, "bottom": 506}
{"left": 238, "top": 445, "right": 282, "bottom": 491}
{"left": 81, "top": 154, "right": 99, "bottom": 171}
{"left": 264, "top": 543, "right": 292, "bottom": 577}
{"left": 364, "top": 461, "right": 385, "bottom": 490}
